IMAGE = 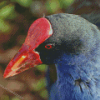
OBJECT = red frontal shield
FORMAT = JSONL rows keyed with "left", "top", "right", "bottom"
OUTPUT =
{"left": 3, "top": 18, "right": 53, "bottom": 78}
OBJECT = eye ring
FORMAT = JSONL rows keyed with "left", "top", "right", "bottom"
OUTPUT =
{"left": 45, "top": 44, "right": 53, "bottom": 49}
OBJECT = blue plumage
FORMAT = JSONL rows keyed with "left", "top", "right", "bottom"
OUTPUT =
{"left": 53, "top": 53, "right": 100, "bottom": 100}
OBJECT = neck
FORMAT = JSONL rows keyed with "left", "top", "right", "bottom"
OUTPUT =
{"left": 55, "top": 52, "right": 100, "bottom": 100}
{"left": 56, "top": 53, "right": 94, "bottom": 83}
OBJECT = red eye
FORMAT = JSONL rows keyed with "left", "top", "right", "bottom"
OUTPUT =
{"left": 45, "top": 44, "right": 53, "bottom": 49}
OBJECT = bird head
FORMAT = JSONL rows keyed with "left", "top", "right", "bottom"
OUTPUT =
{"left": 3, "top": 13, "right": 100, "bottom": 78}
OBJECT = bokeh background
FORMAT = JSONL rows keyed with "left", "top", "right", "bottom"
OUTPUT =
{"left": 0, "top": 0, "right": 74, "bottom": 100}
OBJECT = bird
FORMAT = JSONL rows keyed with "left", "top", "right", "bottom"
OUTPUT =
{"left": 3, "top": 13, "right": 100, "bottom": 100}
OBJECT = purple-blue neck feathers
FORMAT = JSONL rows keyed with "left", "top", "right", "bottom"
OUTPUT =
{"left": 54, "top": 48, "right": 100, "bottom": 100}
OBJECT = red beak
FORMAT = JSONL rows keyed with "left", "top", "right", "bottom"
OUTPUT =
{"left": 3, "top": 18, "right": 53, "bottom": 78}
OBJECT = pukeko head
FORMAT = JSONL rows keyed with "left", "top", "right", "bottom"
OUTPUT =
{"left": 3, "top": 13, "right": 100, "bottom": 100}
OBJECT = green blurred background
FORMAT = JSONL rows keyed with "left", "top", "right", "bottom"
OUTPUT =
{"left": 0, "top": 0, "right": 74, "bottom": 100}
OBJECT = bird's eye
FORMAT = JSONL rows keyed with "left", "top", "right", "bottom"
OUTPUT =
{"left": 45, "top": 44, "right": 53, "bottom": 49}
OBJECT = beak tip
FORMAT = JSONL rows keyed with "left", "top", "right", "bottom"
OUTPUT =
{"left": 3, "top": 69, "right": 11, "bottom": 78}
{"left": 3, "top": 72, "right": 8, "bottom": 78}
{"left": 3, "top": 74, "right": 7, "bottom": 78}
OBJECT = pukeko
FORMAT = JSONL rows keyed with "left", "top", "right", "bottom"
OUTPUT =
{"left": 3, "top": 13, "right": 100, "bottom": 100}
